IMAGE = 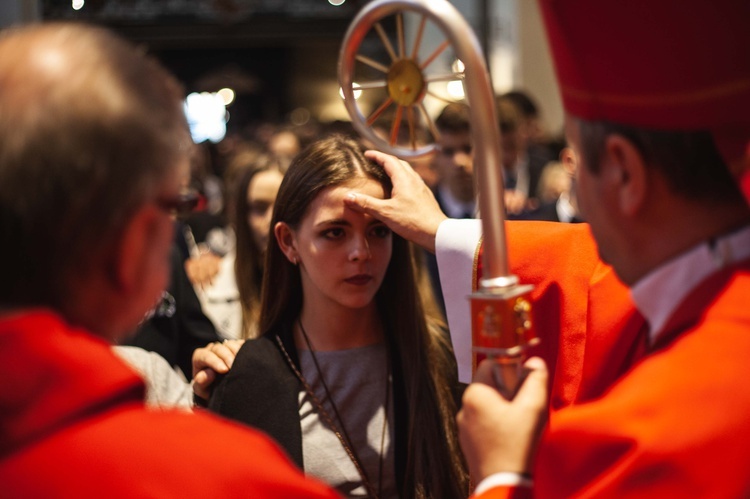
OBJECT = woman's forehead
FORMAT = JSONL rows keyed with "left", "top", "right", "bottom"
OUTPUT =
{"left": 305, "top": 178, "right": 385, "bottom": 220}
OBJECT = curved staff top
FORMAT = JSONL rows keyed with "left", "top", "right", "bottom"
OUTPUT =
{"left": 338, "top": 0, "right": 538, "bottom": 396}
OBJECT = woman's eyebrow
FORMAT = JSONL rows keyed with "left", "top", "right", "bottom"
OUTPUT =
{"left": 314, "top": 218, "right": 350, "bottom": 228}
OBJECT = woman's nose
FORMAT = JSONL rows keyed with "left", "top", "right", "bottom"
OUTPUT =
{"left": 348, "top": 234, "right": 371, "bottom": 262}
{"left": 453, "top": 152, "right": 473, "bottom": 172}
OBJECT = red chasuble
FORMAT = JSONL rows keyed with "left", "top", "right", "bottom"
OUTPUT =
{"left": 0, "top": 310, "right": 340, "bottom": 499}
{"left": 473, "top": 223, "right": 750, "bottom": 497}
{"left": 474, "top": 221, "right": 642, "bottom": 411}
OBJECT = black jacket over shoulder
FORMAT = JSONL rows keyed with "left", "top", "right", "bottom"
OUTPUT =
{"left": 208, "top": 321, "right": 411, "bottom": 492}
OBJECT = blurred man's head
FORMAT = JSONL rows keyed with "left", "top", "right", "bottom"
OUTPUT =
{"left": 0, "top": 23, "right": 193, "bottom": 338}
{"left": 501, "top": 90, "right": 544, "bottom": 145}
{"left": 434, "top": 102, "right": 474, "bottom": 202}
{"left": 495, "top": 97, "right": 524, "bottom": 172}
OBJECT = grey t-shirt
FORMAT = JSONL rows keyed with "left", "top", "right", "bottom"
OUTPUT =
{"left": 298, "top": 343, "right": 397, "bottom": 498}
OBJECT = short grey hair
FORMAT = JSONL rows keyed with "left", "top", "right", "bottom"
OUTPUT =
{"left": 0, "top": 23, "right": 192, "bottom": 307}
{"left": 575, "top": 117, "right": 743, "bottom": 204}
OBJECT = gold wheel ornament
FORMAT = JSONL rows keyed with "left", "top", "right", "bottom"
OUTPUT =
{"left": 338, "top": 1, "right": 475, "bottom": 160}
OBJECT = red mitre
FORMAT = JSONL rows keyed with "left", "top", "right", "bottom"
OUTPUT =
{"left": 538, "top": 0, "right": 750, "bottom": 201}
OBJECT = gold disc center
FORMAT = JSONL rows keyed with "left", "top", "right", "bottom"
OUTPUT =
{"left": 386, "top": 59, "right": 425, "bottom": 107}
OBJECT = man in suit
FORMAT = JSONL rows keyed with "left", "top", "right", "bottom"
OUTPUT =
{"left": 432, "top": 102, "right": 477, "bottom": 220}
{"left": 495, "top": 96, "right": 552, "bottom": 217}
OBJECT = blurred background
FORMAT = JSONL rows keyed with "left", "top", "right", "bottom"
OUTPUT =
{"left": 1, "top": 0, "right": 574, "bottom": 352}
{"left": 1, "top": 0, "right": 562, "bottom": 144}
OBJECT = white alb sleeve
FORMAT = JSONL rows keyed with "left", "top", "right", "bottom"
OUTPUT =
{"left": 435, "top": 218, "right": 482, "bottom": 383}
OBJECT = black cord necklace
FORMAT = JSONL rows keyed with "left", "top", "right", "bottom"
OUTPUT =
{"left": 275, "top": 320, "right": 391, "bottom": 499}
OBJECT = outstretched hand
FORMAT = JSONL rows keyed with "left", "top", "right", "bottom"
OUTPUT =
{"left": 344, "top": 150, "right": 447, "bottom": 253}
{"left": 457, "top": 357, "right": 549, "bottom": 483}
{"left": 192, "top": 339, "right": 244, "bottom": 401}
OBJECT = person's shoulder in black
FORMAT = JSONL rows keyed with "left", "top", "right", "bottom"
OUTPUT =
{"left": 208, "top": 324, "right": 304, "bottom": 467}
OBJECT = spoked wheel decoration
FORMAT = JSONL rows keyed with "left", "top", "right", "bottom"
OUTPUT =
{"left": 339, "top": 6, "right": 466, "bottom": 160}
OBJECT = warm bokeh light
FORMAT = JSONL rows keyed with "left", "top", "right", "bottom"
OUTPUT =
{"left": 290, "top": 107, "right": 311, "bottom": 126}
{"left": 339, "top": 83, "right": 362, "bottom": 101}
{"left": 447, "top": 80, "right": 465, "bottom": 100}
{"left": 217, "top": 87, "right": 235, "bottom": 106}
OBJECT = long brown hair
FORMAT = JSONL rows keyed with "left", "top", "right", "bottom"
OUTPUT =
{"left": 259, "top": 135, "right": 468, "bottom": 498}
{"left": 233, "top": 154, "right": 285, "bottom": 339}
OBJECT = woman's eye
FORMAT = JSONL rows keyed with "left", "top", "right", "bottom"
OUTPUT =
{"left": 249, "top": 201, "right": 271, "bottom": 216}
{"left": 322, "top": 228, "right": 344, "bottom": 239}
{"left": 371, "top": 225, "right": 391, "bottom": 238}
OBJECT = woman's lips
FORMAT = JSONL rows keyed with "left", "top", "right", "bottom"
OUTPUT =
{"left": 344, "top": 274, "right": 373, "bottom": 285}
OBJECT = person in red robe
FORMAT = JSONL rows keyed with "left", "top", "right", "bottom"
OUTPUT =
{"left": 0, "top": 23, "right": 340, "bottom": 498}
{"left": 343, "top": 0, "right": 750, "bottom": 497}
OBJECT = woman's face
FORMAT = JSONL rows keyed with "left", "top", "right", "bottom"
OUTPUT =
{"left": 246, "top": 169, "right": 284, "bottom": 253}
{"left": 284, "top": 177, "right": 392, "bottom": 312}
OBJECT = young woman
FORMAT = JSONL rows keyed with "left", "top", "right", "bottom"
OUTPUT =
{"left": 208, "top": 135, "right": 468, "bottom": 498}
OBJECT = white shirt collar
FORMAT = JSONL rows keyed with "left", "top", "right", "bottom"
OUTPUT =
{"left": 556, "top": 191, "right": 577, "bottom": 223}
{"left": 438, "top": 183, "right": 475, "bottom": 219}
{"left": 630, "top": 224, "right": 750, "bottom": 343}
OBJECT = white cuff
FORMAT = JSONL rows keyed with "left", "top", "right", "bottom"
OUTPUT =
{"left": 435, "top": 218, "right": 482, "bottom": 383}
{"left": 474, "top": 472, "right": 533, "bottom": 495}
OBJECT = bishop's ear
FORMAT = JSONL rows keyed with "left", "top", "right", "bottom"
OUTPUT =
{"left": 113, "top": 205, "right": 172, "bottom": 295}
{"left": 603, "top": 134, "right": 648, "bottom": 216}
{"left": 274, "top": 221, "right": 299, "bottom": 265}
{"left": 559, "top": 147, "right": 578, "bottom": 177}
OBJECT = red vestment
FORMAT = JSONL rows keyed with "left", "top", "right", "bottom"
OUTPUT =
{"left": 476, "top": 222, "right": 642, "bottom": 410}
{"left": 473, "top": 222, "right": 750, "bottom": 497}
{"left": 0, "top": 310, "right": 340, "bottom": 498}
